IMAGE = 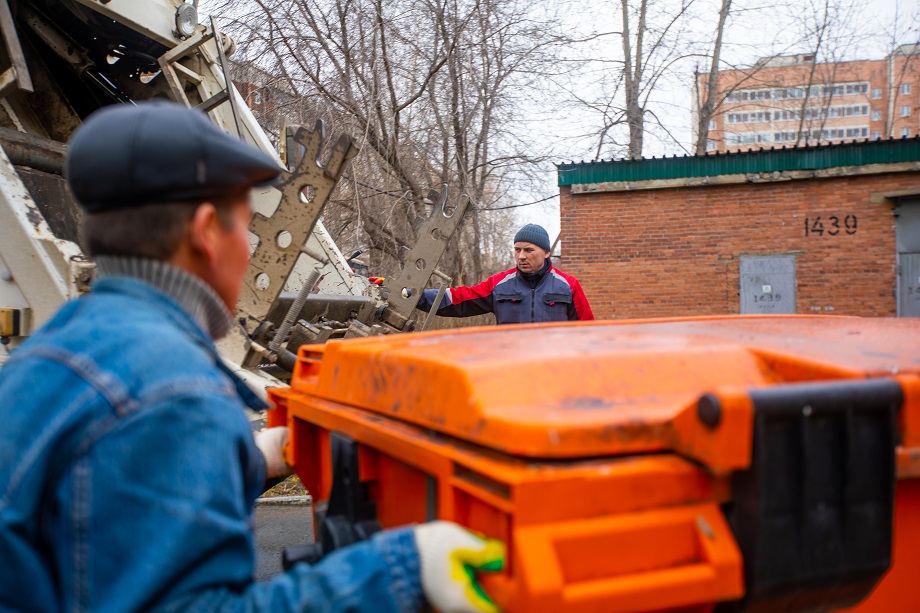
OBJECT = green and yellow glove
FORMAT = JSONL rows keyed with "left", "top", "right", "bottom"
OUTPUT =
{"left": 414, "top": 521, "right": 506, "bottom": 613}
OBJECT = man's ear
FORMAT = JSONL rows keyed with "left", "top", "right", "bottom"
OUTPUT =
{"left": 188, "top": 203, "right": 221, "bottom": 264}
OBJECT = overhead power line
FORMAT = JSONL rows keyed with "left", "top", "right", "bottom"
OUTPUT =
{"left": 477, "top": 195, "right": 557, "bottom": 211}
{"left": 340, "top": 174, "right": 558, "bottom": 212}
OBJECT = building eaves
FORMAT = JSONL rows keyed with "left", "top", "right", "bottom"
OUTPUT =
{"left": 557, "top": 137, "right": 920, "bottom": 188}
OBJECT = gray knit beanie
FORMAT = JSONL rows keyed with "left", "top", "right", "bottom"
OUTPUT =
{"left": 513, "top": 223, "right": 551, "bottom": 251}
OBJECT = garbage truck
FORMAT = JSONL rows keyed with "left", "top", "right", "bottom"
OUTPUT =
{"left": 0, "top": 0, "right": 466, "bottom": 379}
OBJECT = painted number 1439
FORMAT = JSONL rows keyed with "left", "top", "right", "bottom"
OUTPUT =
{"left": 805, "top": 215, "right": 857, "bottom": 237}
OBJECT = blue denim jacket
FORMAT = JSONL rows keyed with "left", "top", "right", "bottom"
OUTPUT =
{"left": 0, "top": 272, "right": 422, "bottom": 612}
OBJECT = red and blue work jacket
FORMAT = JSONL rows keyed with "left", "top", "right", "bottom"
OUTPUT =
{"left": 416, "top": 261, "right": 594, "bottom": 324}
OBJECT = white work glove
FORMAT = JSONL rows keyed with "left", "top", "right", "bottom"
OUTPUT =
{"left": 254, "top": 426, "right": 293, "bottom": 478}
{"left": 414, "top": 521, "right": 505, "bottom": 613}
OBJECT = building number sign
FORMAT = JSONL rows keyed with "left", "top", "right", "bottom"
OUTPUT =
{"left": 804, "top": 215, "right": 857, "bottom": 237}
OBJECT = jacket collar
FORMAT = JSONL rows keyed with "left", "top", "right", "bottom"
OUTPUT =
{"left": 91, "top": 257, "right": 267, "bottom": 410}
{"left": 94, "top": 256, "right": 232, "bottom": 340}
{"left": 519, "top": 258, "right": 552, "bottom": 287}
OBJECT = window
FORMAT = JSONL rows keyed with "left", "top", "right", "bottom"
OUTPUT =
{"left": 871, "top": 131, "right": 881, "bottom": 140}
{"left": 774, "top": 109, "right": 802, "bottom": 122}
{"left": 708, "top": 120, "right": 716, "bottom": 130}
{"left": 253, "top": 91, "right": 262, "bottom": 105}
{"left": 706, "top": 140, "right": 717, "bottom": 151}
{"left": 726, "top": 132, "right": 772, "bottom": 145}
{"left": 872, "top": 88, "right": 882, "bottom": 99}
{"left": 901, "top": 105, "right": 911, "bottom": 117}
{"left": 901, "top": 84, "right": 912, "bottom": 95}
{"left": 902, "top": 128, "right": 911, "bottom": 138}
{"left": 844, "top": 127, "right": 868, "bottom": 138}
{"left": 844, "top": 83, "right": 868, "bottom": 95}
{"left": 842, "top": 104, "right": 868, "bottom": 116}
{"left": 774, "top": 131, "right": 792, "bottom": 143}
{"left": 872, "top": 110, "right": 881, "bottom": 121}
{"left": 731, "top": 82, "right": 869, "bottom": 104}
{"left": 727, "top": 111, "right": 771, "bottom": 124}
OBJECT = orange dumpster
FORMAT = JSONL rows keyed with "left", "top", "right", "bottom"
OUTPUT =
{"left": 267, "top": 316, "right": 920, "bottom": 612}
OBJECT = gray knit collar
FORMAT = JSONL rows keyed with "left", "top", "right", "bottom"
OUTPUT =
{"left": 93, "top": 256, "right": 233, "bottom": 340}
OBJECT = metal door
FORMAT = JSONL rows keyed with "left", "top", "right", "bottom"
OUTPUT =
{"left": 897, "top": 200, "right": 920, "bottom": 317}
{"left": 740, "top": 256, "right": 796, "bottom": 315}
{"left": 899, "top": 253, "right": 920, "bottom": 317}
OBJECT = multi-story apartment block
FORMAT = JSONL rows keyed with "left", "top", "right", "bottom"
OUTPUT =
{"left": 695, "top": 45, "right": 920, "bottom": 153}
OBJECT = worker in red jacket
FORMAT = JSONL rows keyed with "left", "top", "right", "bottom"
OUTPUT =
{"left": 416, "top": 224, "right": 594, "bottom": 324}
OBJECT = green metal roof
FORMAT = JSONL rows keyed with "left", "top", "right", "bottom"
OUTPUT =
{"left": 557, "top": 137, "right": 920, "bottom": 186}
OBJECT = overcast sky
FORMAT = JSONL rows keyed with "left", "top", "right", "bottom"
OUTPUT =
{"left": 200, "top": 0, "right": 914, "bottom": 250}
{"left": 514, "top": 0, "right": 913, "bottom": 246}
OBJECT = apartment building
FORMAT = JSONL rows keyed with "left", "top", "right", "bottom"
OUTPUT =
{"left": 695, "top": 46, "right": 920, "bottom": 153}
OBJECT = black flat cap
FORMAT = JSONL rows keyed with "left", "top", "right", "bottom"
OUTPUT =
{"left": 65, "top": 101, "right": 283, "bottom": 212}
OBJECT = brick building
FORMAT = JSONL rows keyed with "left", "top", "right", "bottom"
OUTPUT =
{"left": 230, "top": 62, "right": 314, "bottom": 146}
{"left": 558, "top": 138, "right": 920, "bottom": 319}
{"left": 695, "top": 46, "right": 920, "bottom": 153}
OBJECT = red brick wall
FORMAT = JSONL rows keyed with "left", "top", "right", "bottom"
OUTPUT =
{"left": 560, "top": 172, "right": 920, "bottom": 319}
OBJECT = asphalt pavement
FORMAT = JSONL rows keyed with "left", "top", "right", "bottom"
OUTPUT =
{"left": 253, "top": 496, "right": 314, "bottom": 582}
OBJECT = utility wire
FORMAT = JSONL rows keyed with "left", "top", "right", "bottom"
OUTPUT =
{"left": 340, "top": 174, "right": 558, "bottom": 211}
{"left": 476, "top": 194, "right": 557, "bottom": 211}
{"left": 342, "top": 174, "right": 407, "bottom": 198}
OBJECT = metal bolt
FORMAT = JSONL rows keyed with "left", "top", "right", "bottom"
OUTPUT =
{"left": 696, "top": 515, "right": 715, "bottom": 540}
{"left": 697, "top": 394, "right": 722, "bottom": 429}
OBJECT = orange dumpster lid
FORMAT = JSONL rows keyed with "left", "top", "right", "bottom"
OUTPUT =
{"left": 292, "top": 316, "right": 920, "bottom": 459}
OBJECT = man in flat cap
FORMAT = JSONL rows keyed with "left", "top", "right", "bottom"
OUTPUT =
{"left": 0, "top": 101, "right": 503, "bottom": 612}
{"left": 416, "top": 223, "right": 594, "bottom": 324}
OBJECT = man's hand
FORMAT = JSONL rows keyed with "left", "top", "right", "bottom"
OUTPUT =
{"left": 254, "top": 426, "right": 293, "bottom": 478}
{"left": 414, "top": 521, "right": 505, "bottom": 613}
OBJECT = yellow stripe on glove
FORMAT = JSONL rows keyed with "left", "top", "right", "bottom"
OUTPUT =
{"left": 414, "top": 521, "right": 506, "bottom": 613}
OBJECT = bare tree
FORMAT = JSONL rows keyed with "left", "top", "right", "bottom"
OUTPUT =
{"left": 560, "top": 0, "right": 702, "bottom": 159}
{"left": 210, "top": 0, "right": 557, "bottom": 280}
{"left": 431, "top": 0, "right": 561, "bottom": 279}
{"left": 790, "top": 0, "right": 866, "bottom": 145}
{"left": 692, "top": 0, "right": 731, "bottom": 154}
{"left": 882, "top": 4, "right": 920, "bottom": 137}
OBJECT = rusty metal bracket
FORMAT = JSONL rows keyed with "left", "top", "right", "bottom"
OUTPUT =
{"left": 157, "top": 26, "right": 206, "bottom": 103}
{"left": 69, "top": 257, "right": 95, "bottom": 295}
{"left": 206, "top": 16, "right": 244, "bottom": 136}
{"left": 0, "top": 1, "right": 32, "bottom": 98}
{"left": 379, "top": 184, "right": 468, "bottom": 330}
{"left": 157, "top": 20, "right": 241, "bottom": 124}
{"left": 419, "top": 272, "right": 451, "bottom": 332}
{"left": 240, "top": 121, "right": 356, "bottom": 328}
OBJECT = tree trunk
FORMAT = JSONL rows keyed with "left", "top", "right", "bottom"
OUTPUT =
{"left": 795, "top": 0, "right": 831, "bottom": 146}
{"left": 694, "top": 0, "right": 732, "bottom": 155}
{"left": 621, "top": 0, "right": 646, "bottom": 159}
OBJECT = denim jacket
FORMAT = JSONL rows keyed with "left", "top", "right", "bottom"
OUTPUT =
{"left": 0, "top": 262, "right": 422, "bottom": 612}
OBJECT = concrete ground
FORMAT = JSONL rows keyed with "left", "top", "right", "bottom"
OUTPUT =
{"left": 253, "top": 496, "right": 314, "bottom": 582}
